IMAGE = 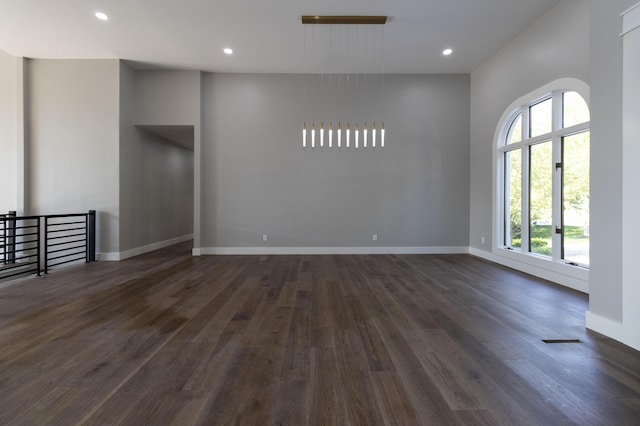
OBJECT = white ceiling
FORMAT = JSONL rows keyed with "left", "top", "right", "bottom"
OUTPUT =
{"left": 0, "top": 0, "right": 560, "bottom": 74}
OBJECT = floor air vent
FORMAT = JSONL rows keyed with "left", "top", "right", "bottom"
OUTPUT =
{"left": 542, "top": 339, "right": 582, "bottom": 344}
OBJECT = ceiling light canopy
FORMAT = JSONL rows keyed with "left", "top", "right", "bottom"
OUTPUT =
{"left": 95, "top": 12, "right": 109, "bottom": 21}
{"left": 301, "top": 15, "right": 387, "bottom": 25}
{"left": 223, "top": 48, "right": 233, "bottom": 55}
{"left": 442, "top": 48, "right": 453, "bottom": 56}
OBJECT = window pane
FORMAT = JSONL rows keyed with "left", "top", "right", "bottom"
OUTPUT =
{"left": 562, "top": 131, "right": 590, "bottom": 265}
{"left": 506, "top": 114, "right": 522, "bottom": 144}
{"left": 529, "top": 142, "right": 552, "bottom": 257}
{"left": 505, "top": 150, "right": 522, "bottom": 248}
{"left": 563, "top": 91, "right": 590, "bottom": 128}
{"left": 530, "top": 98, "right": 552, "bottom": 138}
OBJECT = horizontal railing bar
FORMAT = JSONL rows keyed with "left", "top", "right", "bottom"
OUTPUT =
{"left": 5, "top": 241, "right": 39, "bottom": 247}
{"left": 47, "top": 227, "right": 85, "bottom": 234}
{"left": 13, "top": 248, "right": 38, "bottom": 256}
{"left": 48, "top": 245, "right": 86, "bottom": 255}
{"left": 0, "top": 266, "right": 39, "bottom": 279}
{"left": 47, "top": 225, "right": 86, "bottom": 234}
{"left": 47, "top": 250, "right": 85, "bottom": 262}
{"left": 1, "top": 260, "right": 38, "bottom": 268}
{"left": 13, "top": 243, "right": 39, "bottom": 249}
{"left": 46, "top": 221, "right": 85, "bottom": 227}
{"left": 46, "top": 233, "right": 86, "bottom": 241}
{"left": 1, "top": 224, "right": 38, "bottom": 231}
{"left": 0, "top": 215, "right": 41, "bottom": 221}
{"left": 2, "top": 251, "right": 39, "bottom": 258}
{"left": 47, "top": 225, "right": 85, "bottom": 231}
{"left": 3, "top": 245, "right": 39, "bottom": 255}
{"left": 6, "top": 238, "right": 39, "bottom": 245}
{"left": 44, "top": 214, "right": 88, "bottom": 219}
{"left": 48, "top": 256, "right": 86, "bottom": 268}
{"left": 1, "top": 260, "right": 38, "bottom": 267}
{"left": 6, "top": 231, "right": 39, "bottom": 238}
{"left": 47, "top": 238, "right": 86, "bottom": 248}
{"left": 13, "top": 253, "right": 39, "bottom": 262}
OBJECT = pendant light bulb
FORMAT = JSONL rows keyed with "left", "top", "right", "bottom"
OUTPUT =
{"left": 364, "top": 122, "right": 368, "bottom": 148}
{"left": 338, "top": 122, "right": 342, "bottom": 148}
{"left": 329, "top": 123, "right": 333, "bottom": 148}
{"left": 346, "top": 123, "right": 350, "bottom": 148}
{"left": 355, "top": 123, "right": 359, "bottom": 148}
{"left": 372, "top": 122, "right": 376, "bottom": 147}
{"left": 381, "top": 122, "right": 385, "bottom": 148}
{"left": 312, "top": 122, "right": 316, "bottom": 148}
{"left": 320, "top": 122, "right": 324, "bottom": 147}
{"left": 303, "top": 122, "right": 307, "bottom": 148}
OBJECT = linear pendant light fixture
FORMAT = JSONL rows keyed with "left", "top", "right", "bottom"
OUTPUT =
{"left": 301, "top": 15, "right": 387, "bottom": 149}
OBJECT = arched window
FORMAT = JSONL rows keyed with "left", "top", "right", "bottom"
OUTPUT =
{"left": 496, "top": 79, "right": 590, "bottom": 267}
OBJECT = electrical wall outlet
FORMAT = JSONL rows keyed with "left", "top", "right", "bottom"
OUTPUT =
{"left": 263, "top": 234, "right": 268, "bottom": 242}
{"left": 481, "top": 236, "right": 485, "bottom": 244}
{"left": 373, "top": 234, "right": 378, "bottom": 241}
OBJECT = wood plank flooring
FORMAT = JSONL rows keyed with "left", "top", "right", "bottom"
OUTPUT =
{"left": 0, "top": 242, "right": 638, "bottom": 425}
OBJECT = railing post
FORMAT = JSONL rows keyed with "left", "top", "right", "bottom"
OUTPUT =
{"left": 36, "top": 218, "right": 41, "bottom": 276}
{"left": 7, "top": 211, "right": 16, "bottom": 264}
{"left": 88, "top": 210, "right": 96, "bottom": 262}
{"left": 43, "top": 216, "right": 49, "bottom": 274}
{"left": 1, "top": 214, "right": 6, "bottom": 265}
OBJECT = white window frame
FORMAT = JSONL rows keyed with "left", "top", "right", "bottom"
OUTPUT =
{"left": 493, "top": 78, "right": 590, "bottom": 292}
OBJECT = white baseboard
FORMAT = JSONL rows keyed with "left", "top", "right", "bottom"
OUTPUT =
{"left": 469, "top": 247, "right": 589, "bottom": 294}
{"left": 97, "top": 234, "right": 193, "bottom": 261}
{"left": 586, "top": 311, "right": 640, "bottom": 351}
{"left": 196, "top": 246, "right": 470, "bottom": 256}
{"left": 585, "top": 311, "right": 625, "bottom": 341}
{"left": 97, "top": 252, "right": 120, "bottom": 261}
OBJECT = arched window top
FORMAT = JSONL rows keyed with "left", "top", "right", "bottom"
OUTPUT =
{"left": 506, "top": 113, "right": 522, "bottom": 145}
{"left": 563, "top": 91, "right": 590, "bottom": 128}
{"left": 496, "top": 78, "right": 590, "bottom": 148}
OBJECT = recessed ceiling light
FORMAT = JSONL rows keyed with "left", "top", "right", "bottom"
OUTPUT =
{"left": 223, "top": 48, "right": 233, "bottom": 55}
{"left": 95, "top": 12, "right": 109, "bottom": 21}
{"left": 442, "top": 48, "right": 453, "bottom": 56}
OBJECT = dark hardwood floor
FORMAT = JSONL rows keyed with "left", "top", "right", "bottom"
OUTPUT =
{"left": 0, "top": 242, "right": 638, "bottom": 425}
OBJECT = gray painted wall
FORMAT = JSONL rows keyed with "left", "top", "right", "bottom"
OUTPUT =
{"left": 134, "top": 69, "right": 201, "bottom": 125}
{"left": 25, "top": 59, "right": 120, "bottom": 253}
{"left": 0, "top": 50, "right": 18, "bottom": 213}
{"left": 119, "top": 64, "right": 194, "bottom": 252}
{"left": 589, "top": 0, "right": 637, "bottom": 322}
{"left": 202, "top": 73, "right": 470, "bottom": 248}
{"left": 469, "top": 0, "right": 590, "bottom": 252}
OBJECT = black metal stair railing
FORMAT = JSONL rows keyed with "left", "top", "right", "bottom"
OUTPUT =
{"left": 0, "top": 210, "right": 96, "bottom": 281}
{"left": 0, "top": 212, "right": 41, "bottom": 279}
{"left": 44, "top": 211, "right": 96, "bottom": 273}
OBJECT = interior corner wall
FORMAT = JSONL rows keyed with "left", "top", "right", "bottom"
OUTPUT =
{"left": 586, "top": 0, "right": 637, "bottom": 330}
{"left": 621, "top": 1, "right": 640, "bottom": 351}
{"left": 134, "top": 69, "right": 200, "bottom": 251}
{"left": 0, "top": 49, "right": 19, "bottom": 213}
{"left": 118, "top": 63, "right": 194, "bottom": 255}
{"left": 25, "top": 58, "right": 120, "bottom": 254}
{"left": 201, "top": 73, "right": 470, "bottom": 251}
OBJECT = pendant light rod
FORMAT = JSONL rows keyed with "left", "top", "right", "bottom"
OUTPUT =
{"left": 302, "top": 16, "right": 387, "bottom": 25}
